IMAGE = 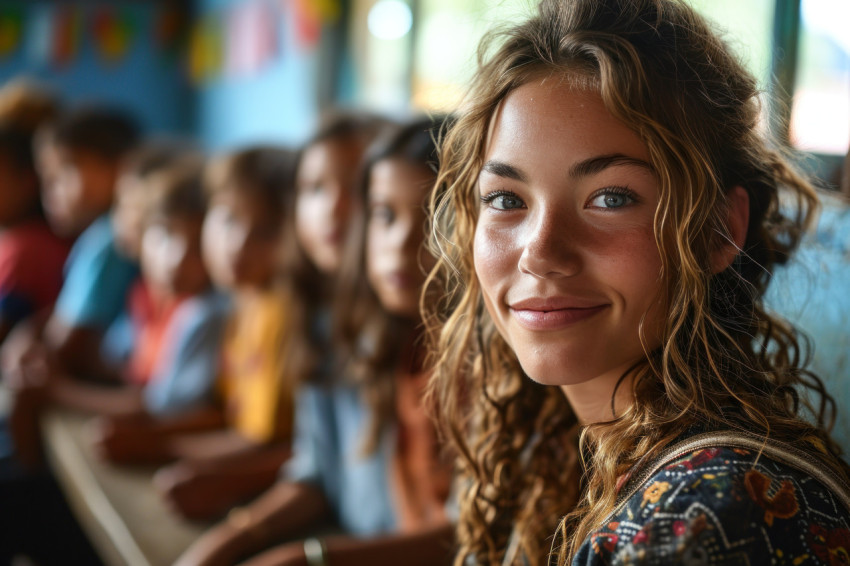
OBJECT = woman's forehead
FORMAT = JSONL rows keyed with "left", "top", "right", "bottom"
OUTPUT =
{"left": 482, "top": 81, "right": 651, "bottom": 178}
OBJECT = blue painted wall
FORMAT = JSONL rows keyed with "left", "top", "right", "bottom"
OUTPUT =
{"left": 0, "top": 0, "right": 325, "bottom": 150}
{"left": 0, "top": 1, "right": 193, "bottom": 136}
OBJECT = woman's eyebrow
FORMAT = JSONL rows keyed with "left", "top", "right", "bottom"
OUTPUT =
{"left": 481, "top": 154, "right": 653, "bottom": 184}
{"left": 481, "top": 160, "right": 528, "bottom": 183}
{"left": 568, "top": 154, "right": 654, "bottom": 178}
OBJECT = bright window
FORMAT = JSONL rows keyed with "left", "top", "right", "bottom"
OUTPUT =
{"left": 409, "top": 0, "right": 775, "bottom": 114}
{"left": 790, "top": 0, "right": 850, "bottom": 155}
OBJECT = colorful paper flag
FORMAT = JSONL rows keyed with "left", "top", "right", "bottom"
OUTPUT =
{"left": 155, "top": 4, "right": 190, "bottom": 60}
{"left": 188, "top": 13, "right": 224, "bottom": 84}
{"left": 92, "top": 6, "right": 136, "bottom": 65}
{"left": 291, "top": 0, "right": 341, "bottom": 48}
{"left": 52, "top": 5, "right": 82, "bottom": 67}
{"left": 225, "top": 0, "right": 278, "bottom": 76}
{"left": 0, "top": 5, "right": 24, "bottom": 59}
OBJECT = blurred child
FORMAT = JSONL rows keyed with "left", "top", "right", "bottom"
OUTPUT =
{"left": 0, "top": 125, "right": 69, "bottom": 344}
{"left": 0, "top": 79, "right": 102, "bottom": 566}
{"left": 103, "top": 142, "right": 204, "bottom": 367}
{"left": 0, "top": 80, "right": 66, "bottom": 344}
{"left": 97, "top": 147, "right": 297, "bottom": 519}
{"left": 2, "top": 106, "right": 141, "bottom": 387}
{"left": 32, "top": 161, "right": 227, "bottom": 422}
{"left": 175, "top": 116, "right": 454, "bottom": 566}
{"left": 112, "top": 142, "right": 201, "bottom": 261}
{"left": 0, "top": 105, "right": 140, "bottom": 470}
{"left": 340, "top": 117, "right": 453, "bottom": 535}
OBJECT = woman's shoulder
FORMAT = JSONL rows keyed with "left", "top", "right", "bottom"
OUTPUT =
{"left": 575, "top": 443, "right": 850, "bottom": 565}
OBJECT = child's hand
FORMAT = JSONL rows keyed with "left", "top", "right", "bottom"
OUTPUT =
{"left": 0, "top": 317, "right": 36, "bottom": 375}
{"left": 89, "top": 415, "right": 166, "bottom": 465}
{"left": 154, "top": 461, "right": 231, "bottom": 521}
{"left": 0, "top": 326, "right": 53, "bottom": 391}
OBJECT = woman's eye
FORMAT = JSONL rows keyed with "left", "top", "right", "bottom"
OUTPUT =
{"left": 587, "top": 189, "right": 636, "bottom": 209}
{"left": 298, "top": 181, "right": 325, "bottom": 195}
{"left": 370, "top": 205, "right": 395, "bottom": 224}
{"left": 481, "top": 191, "right": 525, "bottom": 211}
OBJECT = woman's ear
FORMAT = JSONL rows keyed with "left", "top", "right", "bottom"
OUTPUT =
{"left": 710, "top": 185, "right": 749, "bottom": 273}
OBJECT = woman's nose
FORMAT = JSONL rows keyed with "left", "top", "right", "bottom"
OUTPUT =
{"left": 330, "top": 186, "right": 351, "bottom": 223}
{"left": 517, "top": 208, "right": 582, "bottom": 279}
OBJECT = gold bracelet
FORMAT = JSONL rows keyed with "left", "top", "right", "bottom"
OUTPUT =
{"left": 302, "top": 537, "right": 328, "bottom": 566}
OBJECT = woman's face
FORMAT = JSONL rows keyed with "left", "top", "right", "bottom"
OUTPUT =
{"left": 295, "top": 138, "right": 363, "bottom": 274}
{"left": 366, "top": 158, "right": 435, "bottom": 319}
{"left": 473, "top": 80, "right": 665, "bottom": 393}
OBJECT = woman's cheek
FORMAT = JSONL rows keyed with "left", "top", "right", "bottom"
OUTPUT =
{"left": 473, "top": 221, "right": 516, "bottom": 290}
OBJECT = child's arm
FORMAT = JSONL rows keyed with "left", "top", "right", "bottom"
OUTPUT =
{"left": 46, "top": 217, "right": 138, "bottom": 382}
{"left": 173, "top": 481, "right": 332, "bottom": 566}
{"left": 154, "top": 445, "right": 291, "bottom": 521}
{"left": 91, "top": 407, "right": 226, "bottom": 465}
{"left": 46, "top": 374, "right": 145, "bottom": 416}
{"left": 237, "top": 524, "right": 456, "bottom": 566}
{"left": 42, "top": 315, "right": 122, "bottom": 383}
{"left": 165, "top": 428, "right": 270, "bottom": 461}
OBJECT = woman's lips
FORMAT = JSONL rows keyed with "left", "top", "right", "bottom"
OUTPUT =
{"left": 323, "top": 231, "right": 343, "bottom": 245}
{"left": 509, "top": 304, "right": 608, "bottom": 330}
{"left": 384, "top": 270, "right": 417, "bottom": 289}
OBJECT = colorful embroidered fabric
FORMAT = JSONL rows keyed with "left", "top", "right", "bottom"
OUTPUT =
{"left": 573, "top": 446, "right": 850, "bottom": 565}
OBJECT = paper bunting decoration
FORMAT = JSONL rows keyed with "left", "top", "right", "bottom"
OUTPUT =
{"left": 188, "top": 14, "right": 224, "bottom": 84}
{"left": 225, "top": 0, "right": 278, "bottom": 76}
{"left": 291, "top": 0, "right": 341, "bottom": 47}
{"left": 92, "top": 6, "right": 136, "bottom": 65}
{"left": 155, "top": 5, "right": 189, "bottom": 61}
{"left": 51, "top": 5, "right": 82, "bottom": 67}
{"left": 0, "top": 5, "right": 24, "bottom": 59}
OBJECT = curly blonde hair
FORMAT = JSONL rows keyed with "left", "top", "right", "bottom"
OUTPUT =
{"left": 423, "top": 0, "right": 848, "bottom": 564}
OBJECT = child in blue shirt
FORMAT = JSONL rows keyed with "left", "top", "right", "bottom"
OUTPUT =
{"left": 1, "top": 106, "right": 140, "bottom": 469}
{"left": 0, "top": 102, "right": 139, "bottom": 566}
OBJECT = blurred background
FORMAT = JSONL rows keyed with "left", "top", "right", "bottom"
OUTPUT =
{"left": 0, "top": 0, "right": 846, "bottom": 180}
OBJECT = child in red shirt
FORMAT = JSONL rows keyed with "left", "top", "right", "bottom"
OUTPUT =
{"left": 0, "top": 124, "right": 69, "bottom": 344}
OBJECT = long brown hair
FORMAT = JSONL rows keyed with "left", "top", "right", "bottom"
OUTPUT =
{"left": 334, "top": 116, "right": 449, "bottom": 454}
{"left": 284, "top": 111, "right": 390, "bottom": 386}
{"left": 423, "top": 0, "right": 846, "bottom": 564}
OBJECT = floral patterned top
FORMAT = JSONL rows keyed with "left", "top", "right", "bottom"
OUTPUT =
{"left": 572, "top": 438, "right": 850, "bottom": 565}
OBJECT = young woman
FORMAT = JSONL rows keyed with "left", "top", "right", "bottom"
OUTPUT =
{"left": 424, "top": 0, "right": 850, "bottom": 564}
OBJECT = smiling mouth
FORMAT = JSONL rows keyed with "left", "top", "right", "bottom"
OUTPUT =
{"left": 509, "top": 304, "right": 608, "bottom": 330}
{"left": 385, "top": 272, "right": 415, "bottom": 288}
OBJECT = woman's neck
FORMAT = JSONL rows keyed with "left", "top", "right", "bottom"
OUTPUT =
{"left": 560, "top": 364, "right": 636, "bottom": 425}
